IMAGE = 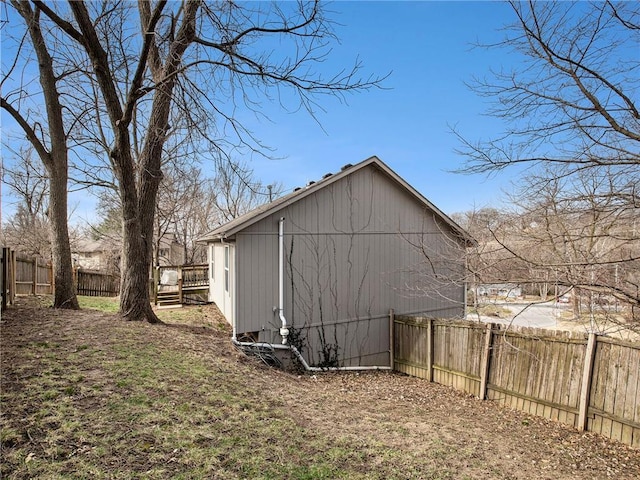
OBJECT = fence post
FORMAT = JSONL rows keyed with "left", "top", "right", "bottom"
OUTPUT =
{"left": 48, "top": 258, "right": 54, "bottom": 296}
{"left": 10, "top": 250, "right": 16, "bottom": 304}
{"left": 73, "top": 267, "right": 78, "bottom": 295}
{"left": 46, "top": 261, "right": 52, "bottom": 295}
{"left": 578, "top": 333, "right": 597, "bottom": 431}
{"left": 1, "top": 248, "right": 7, "bottom": 310}
{"left": 389, "top": 309, "right": 395, "bottom": 369}
{"left": 153, "top": 267, "right": 159, "bottom": 305}
{"left": 426, "top": 318, "right": 434, "bottom": 382}
{"left": 32, "top": 256, "right": 38, "bottom": 295}
{"left": 479, "top": 322, "right": 494, "bottom": 400}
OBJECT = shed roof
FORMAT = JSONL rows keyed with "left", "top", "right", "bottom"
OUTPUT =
{"left": 199, "top": 156, "right": 475, "bottom": 245}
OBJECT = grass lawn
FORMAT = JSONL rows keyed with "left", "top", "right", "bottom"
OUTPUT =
{"left": 1, "top": 296, "right": 638, "bottom": 479}
{"left": 77, "top": 295, "right": 120, "bottom": 313}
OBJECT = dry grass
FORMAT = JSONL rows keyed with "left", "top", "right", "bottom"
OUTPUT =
{"left": 1, "top": 296, "right": 639, "bottom": 479}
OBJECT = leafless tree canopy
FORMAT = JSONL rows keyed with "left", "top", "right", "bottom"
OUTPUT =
{"left": 458, "top": 195, "right": 639, "bottom": 328}
{"left": 3, "top": 1, "right": 384, "bottom": 321}
{"left": 454, "top": 2, "right": 639, "bottom": 327}
{"left": 456, "top": 1, "right": 639, "bottom": 175}
{"left": 1, "top": 149, "right": 53, "bottom": 258}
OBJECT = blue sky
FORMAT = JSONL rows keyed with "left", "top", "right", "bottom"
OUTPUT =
{"left": 240, "top": 1, "right": 517, "bottom": 216}
{"left": 2, "top": 1, "right": 520, "bottom": 224}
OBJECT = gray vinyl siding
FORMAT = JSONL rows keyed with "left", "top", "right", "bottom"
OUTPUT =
{"left": 235, "top": 164, "right": 466, "bottom": 366}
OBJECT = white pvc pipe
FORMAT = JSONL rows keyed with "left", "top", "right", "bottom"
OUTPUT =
{"left": 231, "top": 339, "right": 391, "bottom": 372}
{"left": 278, "top": 217, "right": 289, "bottom": 344}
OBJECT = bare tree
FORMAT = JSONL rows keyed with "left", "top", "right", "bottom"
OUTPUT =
{"left": 2, "top": 147, "right": 49, "bottom": 220}
{"left": 159, "top": 159, "right": 281, "bottom": 265}
{"left": 455, "top": 2, "right": 639, "bottom": 326}
{"left": 456, "top": 1, "right": 639, "bottom": 176}
{"left": 209, "top": 159, "right": 282, "bottom": 225}
{"left": 503, "top": 171, "right": 638, "bottom": 324}
{"left": 1, "top": 1, "right": 79, "bottom": 308}
{"left": 24, "top": 1, "right": 382, "bottom": 322}
{"left": 1, "top": 204, "right": 53, "bottom": 260}
{"left": 1, "top": 147, "right": 52, "bottom": 258}
{"left": 458, "top": 175, "right": 639, "bottom": 327}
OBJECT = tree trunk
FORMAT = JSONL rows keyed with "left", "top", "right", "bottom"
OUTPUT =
{"left": 5, "top": 0, "right": 79, "bottom": 310}
{"left": 539, "top": 282, "right": 549, "bottom": 301}
{"left": 119, "top": 222, "right": 159, "bottom": 322}
{"left": 115, "top": 138, "right": 161, "bottom": 323}
{"left": 572, "top": 289, "right": 581, "bottom": 319}
{"left": 48, "top": 163, "right": 79, "bottom": 309}
{"left": 116, "top": 1, "right": 198, "bottom": 322}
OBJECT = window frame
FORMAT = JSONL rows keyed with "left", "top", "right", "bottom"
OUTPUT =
{"left": 214, "top": 244, "right": 216, "bottom": 282}
{"left": 224, "top": 245, "right": 230, "bottom": 292}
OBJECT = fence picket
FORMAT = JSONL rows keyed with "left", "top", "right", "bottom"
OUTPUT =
{"left": 578, "top": 334, "right": 597, "bottom": 430}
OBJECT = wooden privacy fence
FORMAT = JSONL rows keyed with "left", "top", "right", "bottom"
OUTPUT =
{"left": 1, "top": 249, "right": 120, "bottom": 307}
{"left": 15, "top": 253, "right": 53, "bottom": 296}
{"left": 75, "top": 269, "right": 119, "bottom": 297}
{"left": 393, "top": 315, "right": 640, "bottom": 448}
{"left": 2, "top": 249, "right": 54, "bottom": 310}
{"left": 1, "top": 250, "right": 54, "bottom": 310}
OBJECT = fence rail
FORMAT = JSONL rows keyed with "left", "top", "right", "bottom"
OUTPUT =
{"left": 393, "top": 315, "right": 640, "bottom": 448}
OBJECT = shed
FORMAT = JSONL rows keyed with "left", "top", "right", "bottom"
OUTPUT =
{"left": 199, "top": 156, "right": 474, "bottom": 368}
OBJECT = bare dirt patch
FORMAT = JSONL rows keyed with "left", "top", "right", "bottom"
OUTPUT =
{"left": 1, "top": 297, "right": 638, "bottom": 479}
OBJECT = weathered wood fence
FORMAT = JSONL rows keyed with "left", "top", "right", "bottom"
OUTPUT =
{"left": 2, "top": 249, "right": 54, "bottom": 310}
{"left": 75, "top": 269, "right": 119, "bottom": 297}
{"left": 1, "top": 248, "right": 209, "bottom": 307}
{"left": 393, "top": 315, "right": 640, "bottom": 448}
{"left": 16, "top": 253, "right": 53, "bottom": 296}
{"left": 1, "top": 249, "right": 120, "bottom": 308}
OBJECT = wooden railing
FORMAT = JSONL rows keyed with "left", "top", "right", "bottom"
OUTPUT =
{"left": 154, "top": 264, "right": 209, "bottom": 305}
{"left": 2, "top": 248, "right": 208, "bottom": 309}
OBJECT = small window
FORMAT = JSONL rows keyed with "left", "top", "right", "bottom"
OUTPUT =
{"left": 224, "top": 245, "right": 230, "bottom": 292}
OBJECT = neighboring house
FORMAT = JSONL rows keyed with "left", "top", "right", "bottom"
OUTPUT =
{"left": 199, "top": 156, "right": 474, "bottom": 368}
{"left": 73, "top": 234, "right": 184, "bottom": 272}
{"left": 155, "top": 233, "right": 185, "bottom": 267}
{"left": 476, "top": 283, "right": 523, "bottom": 299}
{"left": 72, "top": 238, "right": 119, "bottom": 271}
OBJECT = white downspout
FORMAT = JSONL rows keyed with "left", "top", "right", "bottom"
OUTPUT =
{"left": 221, "top": 237, "right": 226, "bottom": 333}
{"left": 278, "top": 217, "right": 289, "bottom": 344}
